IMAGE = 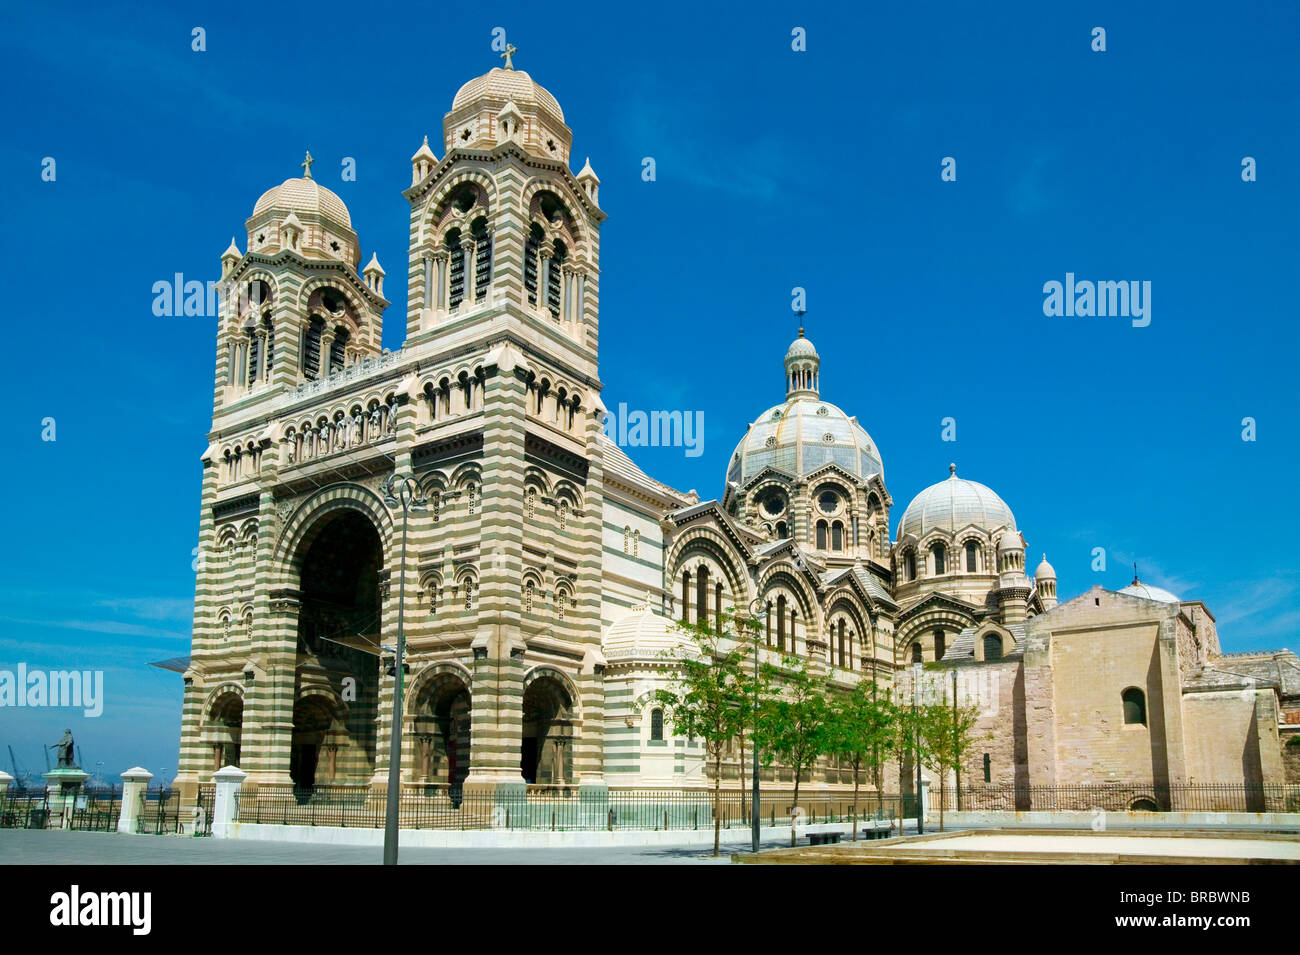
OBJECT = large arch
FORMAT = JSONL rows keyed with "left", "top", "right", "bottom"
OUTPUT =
{"left": 520, "top": 668, "right": 580, "bottom": 786}
{"left": 408, "top": 664, "right": 473, "bottom": 793}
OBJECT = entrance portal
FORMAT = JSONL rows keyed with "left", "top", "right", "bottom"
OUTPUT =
{"left": 521, "top": 675, "right": 574, "bottom": 785}
{"left": 411, "top": 673, "right": 472, "bottom": 793}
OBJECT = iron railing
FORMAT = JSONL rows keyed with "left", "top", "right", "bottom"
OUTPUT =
{"left": 70, "top": 786, "right": 122, "bottom": 831}
{"left": 933, "top": 782, "right": 1300, "bottom": 813}
{"left": 234, "top": 783, "right": 906, "bottom": 832}
{"left": 0, "top": 789, "right": 51, "bottom": 829}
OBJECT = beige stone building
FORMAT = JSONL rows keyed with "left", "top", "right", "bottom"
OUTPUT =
{"left": 173, "top": 58, "right": 1296, "bottom": 808}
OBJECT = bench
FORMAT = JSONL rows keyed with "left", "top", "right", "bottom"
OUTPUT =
{"left": 860, "top": 821, "right": 892, "bottom": 840}
{"left": 802, "top": 824, "right": 844, "bottom": 845}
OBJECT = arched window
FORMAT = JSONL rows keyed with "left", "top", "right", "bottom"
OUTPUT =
{"left": 696, "top": 567, "right": 709, "bottom": 630}
{"left": 680, "top": 571, "right": 690, "bottom": 624}
{"left": 262, "top": 316, "right": 274, "bottom": 379}
{"left": 650, "top": 707, "right": 664, "bottom": 741}
{"left": 467, "top": 484, "right": 477, "bottom": 515}
{"left": 1122, "top": 688, "right": 1146, "bottom": 725}
{"left": 463, "top": 579, "right": 475, "bottom": 611}
{"left": 776, "top": 595, "right": 787, "bottom": 651}
{"left": 831, "top": 521, "right": 844, "bottom": 552}
{"left": 837, "top": 620, "right": 847, "bottom": 668}
{"left": 911, "top": 642, "right": 923, "bottom": 664}
{"left": 329, "top": 326, "right": 349, "bottom": 375}
{"left": 623, "top": 526, "right": 630, "bottom": 553}
{"left": 472, "top": 218, "right": 492, "bottom": 301}
{"left": 965, "top": 540, "right": 978, "bottom": 573}
{"left": 632, "top": 530, "right": 640, "bottom": 557}
{"left": 904, "top": 550, "right": 917, "bottom": 581}
{"left": 816, "top": 520, "right": 828, "bottom": 549}
{"left": 557, "top": 499, "right": 566, "bottom": 530}
{"left": 982, "top": 634, "right": 1002, "bottom": 661}
{"left": 546, "top": 241, "right": 566, "bottom": 317}
{"left": 524, "top": 581, "right": 534, "bottom": 612}
{"left": 776, "top": 521, "right": 787, "bottom": 539}
{"left": 524, "top": 224, "right": 542, "bottom": 305}
{"left": 526, "top": 488, "right": 536, "bottom": 520}
{"left": 934, "top": 629, "right": 946, "bottom": 661}
{"left": 447, "top": 230, "right": 465, "bottom": 309}
{"left": 931, "top": 543, "right": 946, "bottom": 575}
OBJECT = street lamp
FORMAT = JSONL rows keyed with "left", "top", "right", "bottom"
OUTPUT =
{"left": 381, "top": 471, "right": 426, "bottom": 866}
{"left": 747, "top": 596, "right": 768, "bottom": 854}
{"left": 912, "top": 660, "right": 923, "bottom": 836}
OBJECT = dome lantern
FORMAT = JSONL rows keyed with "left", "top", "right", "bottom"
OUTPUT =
{"left": 784, "top": 327, "right": 820, "bottom": 398}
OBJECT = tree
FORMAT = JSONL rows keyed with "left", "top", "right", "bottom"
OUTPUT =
{"left": 656, "top": 618, "right": 749, "bottom": 856}
{"left": 917, "top": 673, "right": 987, "bottom": 832}
{"left": 826, "top": 677, "right": 897, "bottom": 839}
{"left": 755, "top": 653, "right": 832, "bottom": 845}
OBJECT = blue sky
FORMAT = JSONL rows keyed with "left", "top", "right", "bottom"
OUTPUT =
{"left": 1, "top": 0, "right": 1297, "bottom": 779}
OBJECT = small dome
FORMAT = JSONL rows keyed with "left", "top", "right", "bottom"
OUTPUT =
{"left": 253, "top": 176, "right": 351, "bottom": 229}
{"left": 603, "top": 604, "right": 685, "bottom": 660}
{"left": 1118, "top": 579, "right": 1180, "bottom": 603}
{"left": 900, "top": 465, "right": 1016, "bottom": 540}
{"left": 1035, "top": 554, "right": 1056, "bottom": 579}
{"left": 452, "top": 67, "right": 564, "bottom": 122}
{"left": 785, "top": 335, "right": 819, "bottom": 362}
{"left": 998, "top": 529, "right": 1024, "bottom": 552}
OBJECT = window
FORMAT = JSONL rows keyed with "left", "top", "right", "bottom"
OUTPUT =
{"left": 447, "top": 231, "right": 465, "bottom": 309}
{"left": 965, "top": 540, "right": 978, "bottom": 572}
{"left": 982, "top": 634, "right": 1002, "bottom": 662}
{"left": 524, "top": 581, "right": 534, "bottom": 612}
{"left": 934, "top": 630, "right": 946, "bottom": 661}
{"left": 983, "top": 753, "right": 991, "bottom": 783}
{"left": 816, "top": 520, "right": 828, "bottom": 549}
{"left": 680, "top": 571, "right": 690, "bottom": 624}
{"left": 931, "top": 543, "right": 946, "bottom": 575}
{"left": 525, "top": 488, "right": 536, "bottom": 520}
{"left": 817, "top": 490, "right": 839, "bottom": 514}
{"left": 472, "top": 218, "right": 492, "bottom": 300}
{"left": 632, "top": 530, "right": 640, "bottom": 557}
{"left": 1122, "top": 688, "right": 1146, "bottom": 725}
{"left": 904, "top": 550, "right": 917, "bottom": 581}
{"left": 650, "top": 708, "right": 664, "bottom": 741}
{"left": 776, "top": 595, "right": 787, "bottom": 651}
{"left": 623, "top": 526, "right": 630, "bottom": 553}
{"left": 696, "top": 567, "right": 709, "bottom": 630}
{"left": 831, "top": 521, "right": 844, "bottom": 551}
{"left": 329, "top": 326, "right": 348, "bottom": 374}
{"left": 557, "top": 500, "right": 566, "bottom": 530}
{"left": 546, "top": 241, "right": 566, "bottom": 317}
{"left": 524, "top": 225, "right": 542, "bottom": 305}
{"left": 911, "top": 642, "right": 922, "bottom": 664}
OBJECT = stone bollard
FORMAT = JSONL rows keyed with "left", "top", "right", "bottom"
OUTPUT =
{"left": 919, "top": 778, "right": 932, "bottom": 824}
{"left": 211, "top": 765, "right": 247, "bottom": 839}
{"left": 117, "top": 767, "right": 153, "bottom": 834}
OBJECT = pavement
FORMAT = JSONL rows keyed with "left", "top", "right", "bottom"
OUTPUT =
{"left": 0, "top": 828, "right": 810, "bottom": 864}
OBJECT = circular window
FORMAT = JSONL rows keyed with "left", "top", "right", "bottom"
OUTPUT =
{"left": 817, "top": 490, "right": 840, "bottom": 515}
{"left": 817, "top": 406, "right": 829, "bottom": 416}
{"left": 822, "top": 432, "right": 835, "bottom": 443}
{"left": 760, "top": 490, "right": 787, "bottom": 517}
{"left": 764, "top": 436, "right": 777, "bottom": 448}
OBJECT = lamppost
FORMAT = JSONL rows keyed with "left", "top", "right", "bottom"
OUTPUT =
{"left": 382, "top": 472, "right": 426, "bottom": 866}
{"left": 912, "top": 660, "right": 923, "bottom": 836}
{"left": 747, "top": 596, "right": 768, "bottom": 854}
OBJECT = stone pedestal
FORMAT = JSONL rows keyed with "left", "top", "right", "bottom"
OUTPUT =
{"left": 920, "top": 778, "right": 932, "bottom": 822}
{"left": 44, "top": 768, "right": 90, "bottom": 829}
{"left": 0, "top": 770, "right": 11, "bottom": 800}
{"left": 212, "top": 765, "right": 248, "bottom": 839}
{"left": 117, "top": 767, "right": 153, "bottom": 834}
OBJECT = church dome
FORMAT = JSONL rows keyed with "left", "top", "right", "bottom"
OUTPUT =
{"left": 452, "top": 67, "right": 564, "bottom": 123}
{"left": 252, "top": 175, "right": 352, "bottom": 229}
{"left": 727, "top": 331, "right": 883, "bottom": 486}
{"left": 1035, "top": 554, "right": 1057, "bottom": 579}
{"left": 899, "top": 464, "right": 1016, "bottom": 539}
{"left": 603, "top": 604, "right": 685, "bottom": 661}
{"left": 1118, "top": 579, "right": 1180, "bottom": 603}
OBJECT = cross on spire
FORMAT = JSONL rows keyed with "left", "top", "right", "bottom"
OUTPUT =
{"left": 501, "top": 43, "right": 517, "bottom": 70}
{"left": 301, "top": 150, "right": 314, "bottom": 180}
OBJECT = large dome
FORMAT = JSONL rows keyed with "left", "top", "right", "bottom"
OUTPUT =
{"left": 899, "top": 465, "right": 1016, "bottom": 539}
{"left": 1118, "top": 579, "right": 1180, "bottom": 603}
{"left": 452, "top": 67, "right": 564, "bottom": 122}
{"left": 252, "top": 176, "right": 351, "bottom": 228}
{"left": 727, "top": 396, "right": 882, "bottom": 485}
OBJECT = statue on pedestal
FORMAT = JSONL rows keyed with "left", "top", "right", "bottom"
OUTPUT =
{"left": 51, "top": 729, "right": 76, "bottom": 769}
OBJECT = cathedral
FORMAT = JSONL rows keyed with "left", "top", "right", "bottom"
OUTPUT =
{"left": 174, "top": 58, "right": 1299, "bottom": 810}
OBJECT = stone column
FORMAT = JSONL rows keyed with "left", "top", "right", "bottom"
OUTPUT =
{"left": 117, "top": 767, "right": 153, "bottom": 834}
{"left": 212, "top": 765, "right": 248, "bottom": 839}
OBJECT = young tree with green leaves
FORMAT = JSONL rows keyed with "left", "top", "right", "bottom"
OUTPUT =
{"left": 655, "top": 618, "right": 749, "bottom": 856}
{"left": 917, "top": 674, "right": 988, "bottom": 832}
{"left": 755, "top": 653, "right": 832, "bottom": 845}
{"left": 826, "top": 677, "right": 898, "bottom": 839}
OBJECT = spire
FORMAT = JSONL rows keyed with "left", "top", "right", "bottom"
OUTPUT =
{"left": 301, "top": 150, "right": 314, "bottom": 180}
{"left": 949, "top": 462, "right": 957, "bottom": 477}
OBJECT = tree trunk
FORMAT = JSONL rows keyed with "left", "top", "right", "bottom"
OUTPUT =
{"left": 851, "top": 761, "right": 860, "bottom": 841}
{"left": 739, "top": 730, "right": 746, "bottom": 824}
{"left": 713, "top": 751, "right": 722, "bottom": 857}
{"left": 790, "top": 770, "right": 802, "bottom": 847}
{"left": 939, "top": 769, "right": 946, "bottom": 832}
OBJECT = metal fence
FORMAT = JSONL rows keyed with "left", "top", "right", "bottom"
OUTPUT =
{"left": 70, "top": 786, "right": 122, "bottom": 831}
{"left": 234, "top": 783, "right": 907, "bottom": 832}
{"left": 136, "top": 786, "right": 183, "bottom": 834}
{"left": 932, "top": 782, "right": 1300, "bottom": 813}
{"left": 0, "top": 789, "right": 51, "bottom": 829}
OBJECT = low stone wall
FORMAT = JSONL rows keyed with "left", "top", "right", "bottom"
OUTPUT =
{"left": 945, "top": 810, "right": 1300, "bottom": 829}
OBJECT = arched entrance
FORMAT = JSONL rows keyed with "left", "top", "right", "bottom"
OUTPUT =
{"left": 521, "top": 675, "right": 575, "bottom": 785}
{"left": 411, "top": 672, "right": 472, "bottom": 793}
{"left": 292, "top": 508, "right": 384, "bottom": 784}
{"left": 208, "top": 692, "right": 243, "bottom": 772}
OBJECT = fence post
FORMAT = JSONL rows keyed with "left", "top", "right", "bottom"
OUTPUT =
{"left": 117, "top": 767, "right": 153, "bottom": 834}
{"left": 211, "top": 765, "right": 248, "bottom": 839}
